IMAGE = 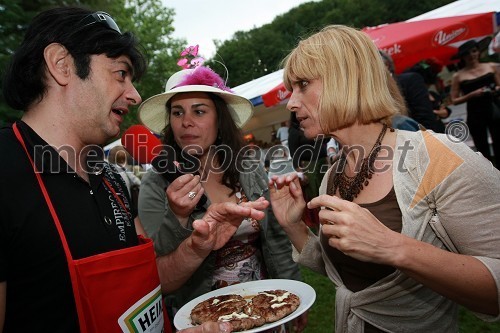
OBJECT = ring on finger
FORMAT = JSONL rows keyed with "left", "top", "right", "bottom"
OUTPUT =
{"left": 188, "top": 191, "right": 197, "bottom": 200}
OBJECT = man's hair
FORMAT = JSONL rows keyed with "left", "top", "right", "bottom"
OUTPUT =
{"left": 282, "top": 25, "right": 405, "bottom": 133}
{"left": 162, "top": 93, "right": 245, "bottom": 192}
{"left": 2, "top": 6, "right": 147, "bottom": 111}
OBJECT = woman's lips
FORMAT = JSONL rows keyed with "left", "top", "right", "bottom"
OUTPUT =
{"left": 180, "top": 134, "right": 199, "bottom": 141}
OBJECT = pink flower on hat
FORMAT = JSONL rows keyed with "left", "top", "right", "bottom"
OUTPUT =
{"left": 177, "top": 44, "right": 204, "bottom": 69}
{"left": 177, "top": 66, "right": 233, "bottom": 92}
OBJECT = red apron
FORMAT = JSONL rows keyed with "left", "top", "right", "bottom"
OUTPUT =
{"left": 14, "top": 123, "right": 172, "bottom": 333}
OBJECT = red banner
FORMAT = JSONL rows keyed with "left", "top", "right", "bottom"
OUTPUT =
{"left": 262, "top": 83, "right": 291, "bottom": 107}
{"left": 363, "top": 12, "right": 495, "bottom": 73}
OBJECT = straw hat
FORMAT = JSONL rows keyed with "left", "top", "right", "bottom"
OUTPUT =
{"left": 138, "top": 67, "right": 254, "bottom": 134}
{"left": 451, "top": 37, "right": 492, "bottom": 60}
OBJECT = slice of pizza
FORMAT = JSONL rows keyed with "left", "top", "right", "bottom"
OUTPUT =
{"left": 217, "top": 312, "right": 266, "bottom": 331}
{"left": 190, "top": 294, "right": 266, "bottom": 330}
{"left": 246, "top": 289, "right": 300, "bottom": 323}
{"left": 190, "top": 294, "right": 247, "bottom": 324}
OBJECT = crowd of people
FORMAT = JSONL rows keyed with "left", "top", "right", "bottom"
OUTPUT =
{"left": 1, "top": 6, "right": 499, "bottom": 333}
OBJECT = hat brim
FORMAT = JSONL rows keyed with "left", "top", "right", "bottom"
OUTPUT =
{"left": 451, "top": 36, "right": 492, "bottom": 60}
{"left": 138, "top": 85, "right": 254, "bottom": 134}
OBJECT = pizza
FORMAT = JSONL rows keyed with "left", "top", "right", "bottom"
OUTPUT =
{"left": 190, "top": 294, "right": 247, "bottom": 323}
{"left": 190, "top": 289, "right": 300, "bottom": 331}
{"left": 190, "top": 294, "right": 265, "bottom": 331}
{"left": 245, "top": 289, "right": 300, "bottom": 323}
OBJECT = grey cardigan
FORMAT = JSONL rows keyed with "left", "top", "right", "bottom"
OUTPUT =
{"left": 295, "top": 130, "right": 500, "bottom": 332}
{"left": 139, "top": 161, "right": 301, "bottom": 309}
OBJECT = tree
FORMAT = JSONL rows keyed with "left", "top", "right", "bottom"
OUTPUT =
{"left": 0, "top": 0, "right": 125, "bottom": 126}
{"left": 0, "top": 0, "right": 459, "bottom": 126}
{"left": 206, "top": 0, "right": 456, "bottom": 87}
{"left": 109, "top": 0, "right": 185, "bottom": 133}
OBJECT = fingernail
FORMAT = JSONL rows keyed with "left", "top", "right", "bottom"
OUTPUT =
{"left": 219, "top": 322, "right": 231, "bottom": 333}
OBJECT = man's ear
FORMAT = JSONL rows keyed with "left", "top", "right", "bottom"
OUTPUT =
{"left": 44, "top": 43, "right": 72, "bottom": 86}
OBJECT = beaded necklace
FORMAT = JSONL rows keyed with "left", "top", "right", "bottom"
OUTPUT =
{"left": 329, "top": 124, "right": 392, "bottom": 201}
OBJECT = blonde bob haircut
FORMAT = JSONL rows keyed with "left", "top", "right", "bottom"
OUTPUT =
{"left": 282, "top": 25, "right": 406, "bottom": 133}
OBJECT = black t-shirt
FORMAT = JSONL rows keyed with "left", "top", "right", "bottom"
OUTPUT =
{"left": 0, "top": 121, "right": 138, "bottom": 333}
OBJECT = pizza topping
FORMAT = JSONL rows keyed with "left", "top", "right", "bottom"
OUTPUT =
{"left": 270, "top": 302, "right": 288, "bottom": 308}
{"left": 246, "top": 290, "right": 300, "bottom": 323}
{"left": 260, "top": 291, "right": 291, "bottom": 303}
{"left": 218, "top": 312, "right": 259, "bottom": 320}
{"left": 190, "top": 289, "right": 300, "bottom": 330}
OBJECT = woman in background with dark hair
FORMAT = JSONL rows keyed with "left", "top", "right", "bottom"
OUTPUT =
{"left": 450, "top": 39, "right": 500, "bottom": 167}
{"left": 137, "top": 66, "right": 306, "bottom": 331}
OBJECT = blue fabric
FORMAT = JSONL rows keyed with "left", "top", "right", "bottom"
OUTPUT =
{"left": 392, "top": 115, "right": 420, "bottom": 131}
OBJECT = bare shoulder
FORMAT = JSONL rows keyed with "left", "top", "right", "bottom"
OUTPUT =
{"left": 488, "top": 62, "right": 500, "bottom": 71}
{"left": 450, "top": 70, "right": 462, "bottom": 83}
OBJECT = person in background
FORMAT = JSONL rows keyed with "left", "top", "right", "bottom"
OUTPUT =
{"left": 379, "top": 50, "right": 439, "bottom": 131}
{"left": 137, "top": 66, "right": 307, "bottom": 332}
{"left": 269, "top": 25, "right": 500, "bottom": 332}
{"left": 276, "top": 120, "right": 291, "bottom": 155}
{"left": 0, "top": 6, "right": 257, "bottom": 333}
{"left": 405, "top": 58, "right": 451, "bottom": 133}
{"left": 288, "top": 112, "right": 328, "bottom": 231}
{"left": 108, "top": 145, "right": 142, "bottom": 196}
{"left": 326, "top": 138, "right": 339, "bottom": 166}
{"left": 428, "top": 90, "right": 452, "bottom": 133}
{"left": 108, "top": 145, "right": 142, "bottom": 212}
{"left": 450, "top": 38, "right": 500, "bottom": 168}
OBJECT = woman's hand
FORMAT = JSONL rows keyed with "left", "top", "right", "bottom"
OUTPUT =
{"left": 166, "top": 174, "right": 205, "bottom": 220}
{"left": 433, "top": 106, "right": 449, "bottom": 119}
{"left": 268, "top": 173, "right": 306, "bottom": 230}
{"left": 188, "top": 198, "right": 269, "bottom": 257}
{"left": 308, "top": 195, "right": 402, "bottom": 265}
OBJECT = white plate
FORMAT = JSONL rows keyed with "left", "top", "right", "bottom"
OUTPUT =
{"left": 174, "top": 279, "right": 316, "bottom": 333}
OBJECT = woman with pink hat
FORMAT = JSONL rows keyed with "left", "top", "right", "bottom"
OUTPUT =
{"left": 137, "top": 65, "right": 307, "bottom": 332}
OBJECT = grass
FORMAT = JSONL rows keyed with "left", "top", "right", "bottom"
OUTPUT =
{"left": 300, "top": 266, "right": 500, "bottom": 333}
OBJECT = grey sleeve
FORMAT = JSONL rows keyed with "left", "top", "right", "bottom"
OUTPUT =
{"left": 138, "top": 170, "right": 192, "bottom": 255}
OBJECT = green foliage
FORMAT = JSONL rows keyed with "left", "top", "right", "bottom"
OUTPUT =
{"left": 0, "top": 0, "right": 125, "bottom": 126}
{"left": 110, "top": 0, "right": 185, "bottom": 133}
{"left": 0, "top": 0, "right": 184, "bottom": 138}
{"left": 0, "top": 0, "right": 460, "bottom": 128}
{"left": 206, "top": 0, "right": 456, "bottom": 87}
{"left": 300, "top": 267, "right": 335, "bottom": 332}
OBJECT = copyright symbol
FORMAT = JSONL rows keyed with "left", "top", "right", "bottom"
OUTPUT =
{"left": 445, "top": 120, "right": 469, "bottom": 143}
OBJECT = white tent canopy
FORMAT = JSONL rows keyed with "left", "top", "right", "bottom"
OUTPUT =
{"left": 407, "top": 0, "right": 500, "bottom": 22}
{"left": 232, "top": 69, "right": 288, "bottom": 142}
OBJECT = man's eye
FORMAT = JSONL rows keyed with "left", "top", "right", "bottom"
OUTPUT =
{"left": 117, "top": 70, "right": 127, "bottom": 79}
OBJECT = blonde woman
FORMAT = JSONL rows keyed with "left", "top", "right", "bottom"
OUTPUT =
{"left": 269, "top": 25, "right": 500, "bottom": 332}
